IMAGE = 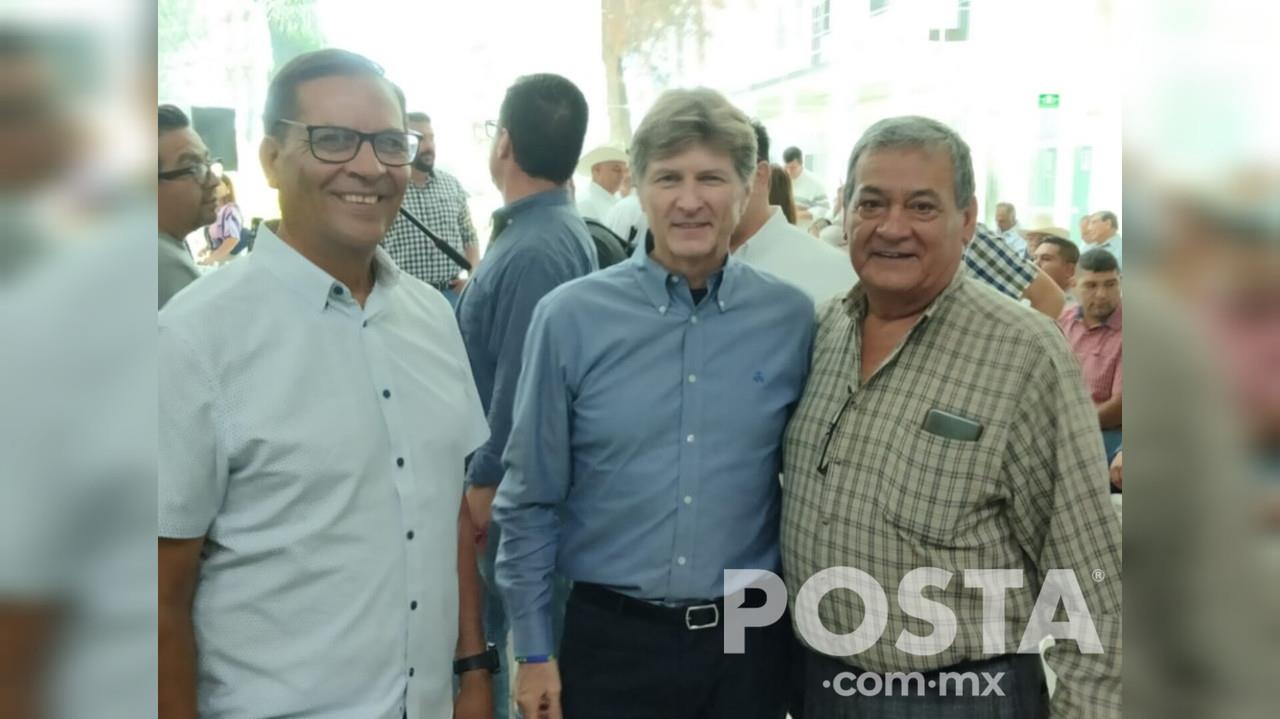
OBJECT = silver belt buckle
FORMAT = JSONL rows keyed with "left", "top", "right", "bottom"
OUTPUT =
{"left": 684, "top": 603, "right": 720, "bottom": 630}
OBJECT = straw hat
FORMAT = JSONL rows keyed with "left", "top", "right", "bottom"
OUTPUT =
{"left": 576, "top": 144, "right": 628, "bottom": 175}
{"left": 1021, "top": 214, "right": 1070, "bottom": 240}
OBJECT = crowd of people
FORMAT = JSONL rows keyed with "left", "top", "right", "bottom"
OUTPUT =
{"left": 157, "top": 48, "right": 1124, "bottom": 719}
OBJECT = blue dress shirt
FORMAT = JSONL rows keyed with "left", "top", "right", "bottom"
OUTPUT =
{"left": 456, "top": 188, "right": 597, "bottom": 488}
{"left": 492, "top": 250, "right": 816, "bottom": 656}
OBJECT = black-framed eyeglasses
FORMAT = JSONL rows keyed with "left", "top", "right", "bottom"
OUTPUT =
{"left": 158, "top": 158, "right": 222, "bottom": 183}
{"left": 278, "top": 119, "right": 421, "bottom": 167}
{"left": 483, "top": 120, "right": 499, "bottom": 139}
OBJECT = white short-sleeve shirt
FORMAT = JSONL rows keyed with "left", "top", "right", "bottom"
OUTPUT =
{"left": 159, "top": 227, "right": 489, "bottom": 719}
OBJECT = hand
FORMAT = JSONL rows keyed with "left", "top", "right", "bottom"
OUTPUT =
{"left": 450, "top": 277, "right": 468, "bottom": 292}
{"left": 465, "top": 485, "right": 498, "bottom": 549}
{"left": 1109, "top": 451, "right": 1123, "bottom": 490}
{"left": 515, "top": 660, "right": 562, "bottom": 719}
{"left": 454, "top": 671, "right": 494, "bottom": 719}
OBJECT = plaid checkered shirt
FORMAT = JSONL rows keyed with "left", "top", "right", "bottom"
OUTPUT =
{"left": 381, "top": 169, "right": 478, "bottom": 287}
{"left": 782, "top": 266, "right": 1122, "bottom": 717}
{"left": 965, "top": 223, "right": 1037, "bottom": 299}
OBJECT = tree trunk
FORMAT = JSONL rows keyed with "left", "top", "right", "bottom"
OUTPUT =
{"left": 604, "top": 54, "right": 633, "bottom": 145}
{"left": 602, "top": 0, "right": 633, "bottom": 145}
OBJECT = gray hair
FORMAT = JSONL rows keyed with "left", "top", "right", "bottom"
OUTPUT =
{"left": 630, "top": 88, "right": 757, "bottom": 188}
{"left": 1091, "top": 210, "right": 1119, "bottom": 231}
{"left": 843, "top": 115, "right": 975, "bottom": 209}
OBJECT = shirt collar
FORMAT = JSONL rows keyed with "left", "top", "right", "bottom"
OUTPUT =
{"left": 587, "top": 181, "right": 616, "bottom": 203}
{"left": 629, "top": 233, "right": 740, "bottom": 314}
{"left": 491, "top": 187, "right": 573, "bottom": 239}
{"left": 160, "top": 231, "right": 193, "bottom": 258}
{"left": 253, "top": 225, "right": 400, "bottom": 313}
{"left": 1094, "top": 234, "right": 1120, "bottom": 250}
{"left": 408, "top": 169, "right": 434, "bottom": 189}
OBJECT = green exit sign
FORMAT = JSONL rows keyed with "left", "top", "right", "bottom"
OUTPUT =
{"left": 1038, "top": 93, "right": 1060, "bottom": 109}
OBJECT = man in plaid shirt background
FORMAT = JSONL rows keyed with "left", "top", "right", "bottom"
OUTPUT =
{"left": 382, "top": 111, "right": 480, "bottom": 306}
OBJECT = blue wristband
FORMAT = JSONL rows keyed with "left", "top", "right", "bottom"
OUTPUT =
{"left": 515, "top": 654, "right": 553, "bottom": 664}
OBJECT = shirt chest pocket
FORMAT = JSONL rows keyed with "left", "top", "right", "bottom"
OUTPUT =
{"left": 874, "top": 424, "right": 1006, "bottom": 548}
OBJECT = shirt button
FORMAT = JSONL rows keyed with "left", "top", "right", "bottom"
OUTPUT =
{"left": 406, "top": 531, "right": 414, "bottom": 540}
{"left": 658, "top": 305, "right": 668, "bottom": 314}
{"left": 362, "top": 320, "right": 368, "bottom": 328}
{"left": 684, "top": 495, "right": 693, "bottom": 505}
{"left": 717, "top": 300, "right": 725, "bottom": 310}
{"left": 396, "top": 457, "right": 405, "bottom": 468}
{"left": 677, "top": 556, "right": 687, "bottom": 566}
{"left": 410, "top": 601, "right": 418, "bottom": 610}
{"left": 382, "top": 389, "right": 391, "bottom": 399}
{"left": 686, "top": 434, "right": 695, "bottom": 443}
{"left": 332, "top": 286, "right": 344, "bottom": 296}
{"left": 687, "top": 374, "right": 696, "bottom": 383}
{"left": 409, "top": 667, "right": 415, "bottom": 677}
{"left": 690, "top": 315, "right": 698, "bottom": 324}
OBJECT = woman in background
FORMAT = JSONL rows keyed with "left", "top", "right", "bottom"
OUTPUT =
{"left": 769, "top": 163, "right": 797, "bottom": 224}
{"left": 199, "top": 174, "right": 242, "bottom": 265}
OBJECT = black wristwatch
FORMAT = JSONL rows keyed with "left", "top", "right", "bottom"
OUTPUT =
{"left": 453, "top": 643, "right": 501, "bottom": 676}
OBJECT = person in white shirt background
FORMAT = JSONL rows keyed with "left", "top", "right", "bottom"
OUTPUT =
{"left": 781, "top": 145, "right": 830, "bottom": 228}
{"left": 732, "top": 121, "right": 855, "bottom": 304}
{"left": 995, "top": 200, "right": 1029, "bottom": 257}
{"left": 573, "top": 144, "right": 627, "bottom": 221}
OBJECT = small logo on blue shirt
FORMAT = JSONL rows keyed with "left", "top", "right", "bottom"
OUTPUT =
{"left": 753, "top": 371, "right": 766, "bottom": 384}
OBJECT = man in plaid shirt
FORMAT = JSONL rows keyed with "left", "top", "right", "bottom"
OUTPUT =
{"left": 782, "top": 116, "right": 1121, "bottom": 717}
{"left": 382, "top": 112, "right": 480, "bottom": 306}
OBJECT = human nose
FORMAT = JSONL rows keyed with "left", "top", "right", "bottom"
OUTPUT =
{"left": 874, "top": 203, "right": 912, "bottom": 240}
{"left": 673, "top": 179, "right": 702, "bottom": 214}
{"left": 346, "top": 137, "right": 387, "bottom": 177}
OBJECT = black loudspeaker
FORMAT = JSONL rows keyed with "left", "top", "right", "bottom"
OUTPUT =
{"left": 191, "top": 106, "right": 238, "bottom": 172}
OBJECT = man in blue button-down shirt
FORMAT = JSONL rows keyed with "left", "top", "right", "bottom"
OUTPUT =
{"left": 456, "top": 73, "right": 597, "bottom": 719}
{"left": 493, "top": 88, "right": 814, "bottom": 719}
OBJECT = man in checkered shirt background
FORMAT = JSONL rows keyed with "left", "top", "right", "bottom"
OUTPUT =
{"left": 382, "top": 111, "right": 480, "bottom": 306}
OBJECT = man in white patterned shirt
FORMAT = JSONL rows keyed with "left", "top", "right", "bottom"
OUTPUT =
{"left": 381, "top": 111, "right": 480, "bottom": 306}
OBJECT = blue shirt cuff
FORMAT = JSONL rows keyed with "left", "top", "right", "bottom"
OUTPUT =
{"left": 511, "top": 612, "right": 555, "bottom": 659}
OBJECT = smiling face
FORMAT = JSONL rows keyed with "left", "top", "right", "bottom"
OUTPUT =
{"left": 640, "top": 143, "right": 749, "bottom": 277}
{"left": 259, "top": 73, "right": 408, "bottom": 256}
{"left": 846, "top": 146, "right": 976, "bottom": 313}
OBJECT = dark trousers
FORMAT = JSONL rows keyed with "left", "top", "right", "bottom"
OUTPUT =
{"left": 558, "top": 584, "right": 790, "bottom": 719}
{"left": 801, "top": 646, "right": 1049, "bottom": 718}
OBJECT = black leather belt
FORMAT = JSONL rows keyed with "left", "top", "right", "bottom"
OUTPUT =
{"left": 572, "top": 582, "right": 723, "bottom": 631}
